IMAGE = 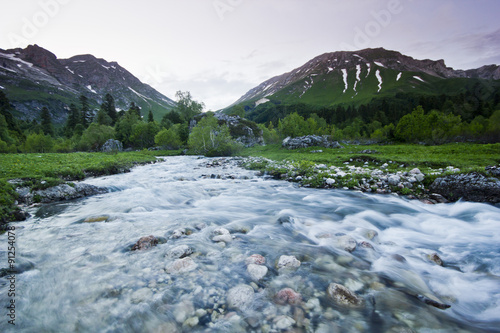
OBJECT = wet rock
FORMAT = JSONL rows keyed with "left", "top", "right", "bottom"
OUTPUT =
{"left": 182, "top": 316, "right": 199, "bottom": 328}
{"left": 277, "top": 255, "right": 301, "bottom": 270}
{"left": 165, "top": 257, "right": 197, "bottom": 274}
{"left": 336, "top": 235, "right": 357, "bottom": 252}
{"left": 360, "top": 241, "right": 374, "bottom": 250}
{"left": 416, "top": 294, "right": 451, "bottom": 309}
{"left": 174, "top": 299, "right": 195, "bottom": 323}
{"left": 131, "top": 235, "right": 158, "bottom": 251}
{"left": 247, "top": 264, "right": 268, "bottom": 281}
{"left": 327, "top": 283, "right": 365, "bottom": 308}
{"left": 12, "top": 209, "right": 29, "bottom": 221}
{"left": 245, "top": 254, "right": 266, "bottom": 265}
{"left": 212, "top": 227, "right": 233, "bottom": 243}
{"left": 16, "top": 183, "right": 107, "bottom": 205}
{"left": 170, "top": 228, "right": 192, "bottom": 239}
{"left": 273, "top": 315, "right": 296, "bottom": 330}
{"left": 428, "top": 253, "right": 444, "bottom": 266}
{"left": 226, "top": 284, "right": 254, "bottom": 310}
{"left": 364, "top": 229, "right": 378, "bottom": 240}
{"left": 429, "top": 193, "right": 448, "bottom": 203}
{"left": 83, "top": 215, "right": 109, "bottom": 223}
{"left": 166, "top": 245, "right": 193, "bottom": 259}
{"left": 0, "top": 257, "right": 35, "bottom": 277}
{"left": 274, "top": 288, "right": 302, "bottom": 305}
{"left": 130, "top": 288, "right": 153, "bottom": 304}
{"left": 429, "top": 172, "right": 500, "bottom": 203}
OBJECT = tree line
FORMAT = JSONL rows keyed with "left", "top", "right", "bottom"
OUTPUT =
{"left": 242, "top": 82, "right": 500, "bottom": 144}
{"left": 0, "top": 91, "right": 204, "bottom": 153}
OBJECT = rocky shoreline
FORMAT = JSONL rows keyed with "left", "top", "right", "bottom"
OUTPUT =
{"left": 239, "top": 156, "right": 500, "bottom": 205}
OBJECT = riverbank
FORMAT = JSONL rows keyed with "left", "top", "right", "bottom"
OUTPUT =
{"left": 0, "top": 150, "right": 180, "bottom": 228}
{"left": 238, "top": 143, "right": 500, "bottom": 204}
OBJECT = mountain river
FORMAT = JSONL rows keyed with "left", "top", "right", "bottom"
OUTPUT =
{"left": 1, "top": 156, "right": 499, "bottom": 332}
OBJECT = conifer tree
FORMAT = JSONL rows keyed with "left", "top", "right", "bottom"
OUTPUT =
{"left": 102, "top": 93, "right": 117, "bottom": 124}
{"left": 148, "top": 110, "right": 154, "bottom": 123}
{"left": 79, "top": 95, "right": 91, "bottom": 127}
{"left": 41, "top": 107, "right": 54, "bottom": 137}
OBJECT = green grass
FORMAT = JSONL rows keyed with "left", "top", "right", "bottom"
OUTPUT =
{"left": 0, "top": 150, "right": 181, "bottom": 224}
{"left": 240, "top": 142, "right": 500, "bottom": 174}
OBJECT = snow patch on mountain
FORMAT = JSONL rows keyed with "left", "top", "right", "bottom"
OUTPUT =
{"left": 413, "top": 76, "right": 425, "bottom": 82}
{"left": 366, "top": 63, "right": 371, "bottom": 78}
{"left": 353, "top": 65, "right": 362, "bottom": 92}
{"left": 129, "top": 87, "right": 153, "bottom": 102}
{"left": 255, "top": 98, "right": 269, "bottom": 106}
{"left": 341, "top": 69, "right": 348, "bottom": 93}
{"left": 86, "top": 85, "right": 97, "bottom": 94}
{"left": 374, "top": 61, "right": 386, "bottom": 68}
{"left": 397, "top": 72, "right": 402, "bottom": 81}
{"left": 375, "top": 70, "right": 383, "bottom": 92}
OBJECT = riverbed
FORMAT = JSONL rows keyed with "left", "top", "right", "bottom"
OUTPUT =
{"left": 1, "top": 156, "right": 499, "bottom": 332}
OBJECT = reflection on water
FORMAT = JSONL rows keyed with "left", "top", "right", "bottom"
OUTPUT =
{"left": 1, "top": 156, "right": 499, "bottom": 332}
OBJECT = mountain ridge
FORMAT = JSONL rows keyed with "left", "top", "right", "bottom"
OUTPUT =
{"left": 230, "top": 48, "right": 500, "bottom": 109}
{"left": 0, "top": 44, "right": 175, "bottom": 123}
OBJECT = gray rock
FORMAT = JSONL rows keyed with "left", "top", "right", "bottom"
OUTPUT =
{"left": 16, "top": 182, "right": 107, "bottom": 205}
{"left": 130, "top": 288, "right": 153, "bottom": 304}
{"left": 388, "top": 175, "right": 401, "bottom": 186}
{"left": 277, "top": 255, "right": 301, "bottom": 270}
{"left": 227, "top": 284, "right": 254, "bottom": 310}
{"left": 247, "top": 264, "right": 268, "bottom": 281}
{"left": 327, "top": 283, "right": 364, "bottom": 308}
{"left": 101, "top": 139, "right": 123, "bottom": 153}
{"left": 166, "top": 257, "right": 198, "bottom": 274}
{"left": 274, "top": 316, "right": 296, "bottom": 330}
{"left": 429, "top": 172, "right": 500, "bottom": 203}
{"left": 428, "top": 253, "right": 444, "bottom": 266}
{"left": 245, "top": 254, "right": 266, "bottom": 265}
{"left": 336, "top": 235, "right": 357, "bottom": 252}
{"left": 282, "top": 135, "right": 343, "bottom": 150}
{"left": 131, "top": 235, "right": 158, "bottom": 251}
{"left": 165, "top": 245, "right": 193, "bottom": 259}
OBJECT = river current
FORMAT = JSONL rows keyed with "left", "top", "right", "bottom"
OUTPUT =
{"left": 1, "top": 156, "right": 499, "bottom": 332}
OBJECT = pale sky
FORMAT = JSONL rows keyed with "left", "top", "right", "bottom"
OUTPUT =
{"left": 1, "top": 0, "right": 500, "bottom": 110}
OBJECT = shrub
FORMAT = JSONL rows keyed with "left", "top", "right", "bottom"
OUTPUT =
{"left": 76, "top": 123, "right": 115, "bottom": 151}
{"left": 155, "top": 125, "right": 182, "bottom": 150}
{"left": 188, "top": 114, "right": 242, "bottom": 156}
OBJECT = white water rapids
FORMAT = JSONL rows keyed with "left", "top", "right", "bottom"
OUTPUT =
{"left": 1, "top": 156, "right": 499, "bottom": 332}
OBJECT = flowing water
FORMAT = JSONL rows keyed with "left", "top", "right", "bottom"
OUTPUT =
{"left": 1, "top": 156, "right": 500, "bottom": 333}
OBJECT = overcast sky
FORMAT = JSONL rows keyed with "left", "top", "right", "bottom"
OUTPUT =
{"left": 1, "top": 0, "right": 500, "bottom": 110}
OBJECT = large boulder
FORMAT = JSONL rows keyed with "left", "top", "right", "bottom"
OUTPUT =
{"left": 16, "top": 182, "right": 107, "bottom": 205}
{"left": 429, "top": 172, "right": 500, "bottom": 203}
{"left": 282, "top": 135, "right": 343, "bottom": 149}
{"left": 101, "top": 139, "right": 123, "bottom": 153}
